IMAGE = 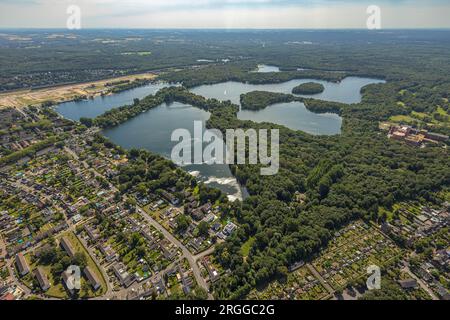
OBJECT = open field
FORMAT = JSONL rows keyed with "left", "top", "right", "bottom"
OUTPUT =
{"left": 0, "top": 72, "right": 156, "bottom": 109}
{"left": 389, "top": 106, "right": 450, "bottom": 129}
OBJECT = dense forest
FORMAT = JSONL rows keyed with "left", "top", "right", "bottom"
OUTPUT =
{"left": 292, "top": 82, "right": 325, "bottom": 95}
{"left": 161, "top": 64, "right": 347, "bottom": 88}
{"left": 3, "top": 29, "right": 450, "bottom": 91}
{"left": 240, "top": 91, "right": 295, "bottom": 111}
{"left": 239, "top": 90, "right": 347, "bottom": 114}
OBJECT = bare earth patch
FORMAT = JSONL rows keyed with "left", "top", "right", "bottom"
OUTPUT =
{"left": 0, "top": 72, "right": 157, "bottom": 109}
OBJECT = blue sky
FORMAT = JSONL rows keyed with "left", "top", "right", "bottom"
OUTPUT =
{"left": 1, "top": 0, "right": 450, "bottom": 28}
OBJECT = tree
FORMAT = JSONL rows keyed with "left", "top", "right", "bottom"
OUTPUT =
{"left": 198, "top": 221, "right": 209, "bottom": 237}
{"left": 176, "top": 215, "right": 191, "bottom": 232}
{"left": 39, "top": 247, "right": 57, "bottom": 265}
{"left": 72, "top": 253, "right": 88, "bottom": 269}
{"left": 129, "top": 232, "right": 142, "bottom": 249}
{"left": 136, "top": 245, "right": 146, "bottom": 258}
{"left": 79, "top": 117, "right": 93, "bottom": 127}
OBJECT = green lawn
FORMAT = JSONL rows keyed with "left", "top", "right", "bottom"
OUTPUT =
{"left": 64, "top": 232, "right": 108, "bottom": 297}
{"left": 23, "top": 252, "right": 68, "bottom": 299}
{"left": 241, "top": 237, "right": 255, "bottom": 257}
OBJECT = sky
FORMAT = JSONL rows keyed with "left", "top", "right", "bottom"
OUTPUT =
{"left": 1, "top": 0, "right": 450, "bottom": 29}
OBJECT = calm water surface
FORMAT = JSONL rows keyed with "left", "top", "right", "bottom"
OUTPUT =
{"left": 239, "top": 101, "right": 342, "bottom": 135}
{"left": 253, "top": 64, "right": 281, "bottom": 73}
{"left": 190, "top": 77, "right": 385, "bottom": 106}
{"left": 56, "top": 82, "right": 173, "bottom": 121}
{"left": 102, "top": 102, "right": 246, "bottom": 201}
{"left": 190, "top": 76, "right": 384, "bottom": 132}
{"left": 55, "top": 76, "right": 385, "bottom": 198}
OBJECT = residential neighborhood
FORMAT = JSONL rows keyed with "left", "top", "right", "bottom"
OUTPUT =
{"left": 0, "top": 106, "right": 240, "bottom": 300}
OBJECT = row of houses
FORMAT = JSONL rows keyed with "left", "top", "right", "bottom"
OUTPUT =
{"left": 15, "top": 254, "right": 51, "bottom": 292}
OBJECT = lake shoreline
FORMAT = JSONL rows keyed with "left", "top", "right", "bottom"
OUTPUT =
{"left": 54, "top": 75, "right": 385, "bottom": 198}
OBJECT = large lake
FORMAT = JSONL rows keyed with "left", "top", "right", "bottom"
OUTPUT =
{"left": 190, "top": 77, "right": 384, "bottom": 133}
{"left": 55, "top": 76, "right": 384, "bottom": 198}
{"left": 239, "top": 101, "right": 342, "bottom": 135}
{"left": 252, "top": 64, "right": 281, "bottom": 73}
{"left": 56, "top": 82, "right": 172, "bottom": 121}
{"left": 190, "top": 77, "right": 385, "bottom": 106}
{"left": 102, "top": 102, "right": 247, "bottom": 201}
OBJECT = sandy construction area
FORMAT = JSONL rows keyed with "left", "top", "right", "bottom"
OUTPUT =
{"left": 0, "top": 72, "right": 157, "bottom": 109}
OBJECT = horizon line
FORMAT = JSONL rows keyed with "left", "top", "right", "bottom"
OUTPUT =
{"left": 1, "top": 27, "right": 450, "bottom": 31}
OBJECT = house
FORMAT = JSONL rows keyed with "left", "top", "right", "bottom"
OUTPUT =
{"left": 204, "top": 213, "right": 217, "bottom": 224}
{"left": 161, "top": 191, "right": 180, "bottom": 206}
{"left": 159, "top": 241, "right": 177, "bottom": 261}
{"left": 199, "top": 203, "right": 212, "bottom": 215}
{"left": 191, "top": 209, "right": 204, "bottom": 221}
{"left": 211, "top": 222, "right": 222, "bottom": 232}
{"left": 0, "top": 293, "right": 15, "bottom": 301}
{"left": 34, "top": 267, "right": 50, "bottom": 291}
{"left": 380, "top": 222, "right": 391, "bottom": 234}
{"left": 84, "top": 267, "right": 101, "bottom": 291}
{"left": 288, "top": 261, "right": 305, "bottom": 273}
{"left": 112, "top": 264, "right": 135, "bottom": 288}
{"left": 436, "top": 285, "right": 450, "bottom": 300}
{"left": 202, "top": 257, "right": 220, "bottom": 283}
{"left": 15, "top": 253, "right": 30, "bottom": 276}
{"left": 98, "top": 245, "right": 117, "bottom": 262}
{"left": 425, "top": 132, "right": 449, "bottom": 142}
{"left": 60, "top": 237, "right": 76, "bottom": 258}
{"left": 72, "top": 213, "right": 83, "bottom": 223}
{"left": 84, "top": 225, "right": 100, "bottom": 241}
{"left": 152, "top": 275, "right": 166, "bottom": 294}
{"left": 189, "top": 238, "right": 203, "bottom": 252}
{"left": 181, "top": 273, "right": 192, "bottom": 295}
{"left": 398, "top": 279, "right": 418, "bottom": 289}
{"left": 128, "top": 283, "right": 154, "bottom": 300}
{"left": 223, "top": 222, "right": 237, "bottom": 236}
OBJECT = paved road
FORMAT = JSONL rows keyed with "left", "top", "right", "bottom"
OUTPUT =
{"left": 137, "top": 207, "right": 211, "bottom": 295}
{"left": 0, "top": 234, "right": 6, "bottom": 260}
{"left": 66, "top": 145, "right": 214, "bottom": 299}
{"left": 6, "top": 260, "right": 31, "bottom": 296}
{"left": 402, "top": 265, "right": 438, "bottom": 300}
{"left": 194, "top": 246, "right": 216, "bottom": 261}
